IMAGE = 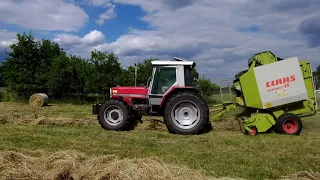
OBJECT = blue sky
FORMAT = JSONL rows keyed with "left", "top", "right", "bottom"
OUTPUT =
{"left": 0, "top": 0, "right": 320, "bottom": 83}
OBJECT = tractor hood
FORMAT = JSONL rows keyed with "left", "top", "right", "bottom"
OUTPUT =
{"left": 110, "top": 86, "right": 149, "bottom": 97}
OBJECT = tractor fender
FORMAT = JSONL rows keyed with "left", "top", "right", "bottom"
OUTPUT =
{"left": 160, "top": 86, "right": 200, "bottom": 107}
{"left": 112, "top": 96, "right": 137, "bottom": 111}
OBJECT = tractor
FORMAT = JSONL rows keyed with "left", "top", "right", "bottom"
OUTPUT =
{"left": 92, "top": 51, "right": 318, "bottom": 136}
{"left": 92, "top": 58, "right": 210, "bottom": 134}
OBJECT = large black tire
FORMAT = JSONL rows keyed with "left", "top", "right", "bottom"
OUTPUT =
{"left": 163, "top": 91, "right": 210, "bottom": 135}
{"left": 98, "top": 99, "right": 136, "bottom": 131}
{"left": 275, "top": 113, "right": 302, "bottom": 135}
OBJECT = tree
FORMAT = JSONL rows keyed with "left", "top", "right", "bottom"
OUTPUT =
{"left": 2, "top": 33, "right": 41, "bottom": 97}
{"left": 0, "top": 63, "right": 4, "bottom": 87}
{"left": 197, "top": 76, "right": 219, "bottom": 97}
{"left": 90, "top": 50, "right": 122, "bottom": 97}
{"left": 47, "top": 53, "right": 76, "bottom": 98}
{"left": 35, "top": 39, "right": 63, "bottom": 93}
{"left": 135, "top": 58, "right": 155, "bottom": 86}
{"left": 1, "top": 32, "right": 64, "bottom": 98}
{"left": 313, "top": 64, "right": 320, "bottom": 90}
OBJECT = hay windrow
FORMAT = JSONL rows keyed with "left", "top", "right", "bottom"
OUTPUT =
{"left": 281, "top": 171, "right": 320, "bottom": 180}
{"left": 0, "top": 150, "right": 243, "bottom": 180}
{"left": 0, "top": 114, "right": 97, "bottom": 126}
{"left": 212, "top": 117, "right": 242, "bottom": 131}
{"left": 0, "top": 150, "right": 318, "bottom": 180}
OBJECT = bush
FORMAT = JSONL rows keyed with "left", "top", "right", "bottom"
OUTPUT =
{"left": 204, "top": 96, "right": 218, "bottom": 105}
{"left": 0, "top": 90, "right": 23, "bottom": 102}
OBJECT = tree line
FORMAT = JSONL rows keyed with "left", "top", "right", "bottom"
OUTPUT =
{"left": 0, "top": 33, "right": 219, "bottom": 102}
{"left": 2, "top": 32, "right": 317, "bottom": 104}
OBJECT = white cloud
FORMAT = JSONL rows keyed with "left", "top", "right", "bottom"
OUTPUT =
{"left": 100, "top": 0, "right": 320, "bottom": 82}
{"left": 53, "top": 30, "right": 106, "bottom": 57}
{"left": 2, "top": 0, "right": 320, "bottom": 83}
{"left": 80, "top": 0, "right": 117, "bottom": 25}
{"left": 96, "top": 4, "right": 117, "bottom": 25}
{"left": 0, "top": 30, "right": 17, "bottom": 49}
{"left": 0, "top": 0, "right": 88, "bottom": 32}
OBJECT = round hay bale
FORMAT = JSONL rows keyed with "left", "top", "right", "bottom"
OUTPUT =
{"left": 29, "top": 93, "right": 49, "bottom": 107}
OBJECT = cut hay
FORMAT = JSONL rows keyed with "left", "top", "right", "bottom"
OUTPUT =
{"left": 281, "top": 171, "right": 320, "bottom": 180}
{"left": 145, "top": 119, "right": 167, "bottom": 131}
{"left": 212, "top": 117, "right": 242, "bottom": 131}
{"left": 0, "top": 150, "right": 317, "bottom": 180}
{"left": 0, "top": 114, "right": 97, "bottom": 126}
{"left": 29, "top": 93, "right": 49, "bottom": 107}
{"left": 0, "top": 150, "right": 241, "bottom": 180}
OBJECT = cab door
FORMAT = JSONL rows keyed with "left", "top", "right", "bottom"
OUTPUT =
{"left": 148, "top": 66, "right": 177, "bottom": 106}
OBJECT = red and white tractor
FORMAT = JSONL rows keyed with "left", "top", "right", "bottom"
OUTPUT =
{"left": 92, "top": 58, "right": 210, "bottom": 134}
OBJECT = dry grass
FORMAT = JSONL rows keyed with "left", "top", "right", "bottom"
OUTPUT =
{"left": 0, "top": 150, "right": 318, "bottom": 180}
{"left": 0, "top": 150, "right": 240, "bottom": 180}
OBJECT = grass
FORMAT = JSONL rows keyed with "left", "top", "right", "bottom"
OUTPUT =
{"left": 1, "top": 97, "right": 320, "bottom": 180}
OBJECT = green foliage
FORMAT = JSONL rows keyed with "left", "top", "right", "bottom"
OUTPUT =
{"left": 313, "top": 64, "right": 320, "bottom": 90}
{"left": 0, "top": 63, "right": 4, "bottom": 87}
{"left": 1, "top": 32, "right": 63, "bottom": 98}
{"left": 89, "top": 50, "right": 122, "bottom": 98}
{"left": 47, "top": 53, "right": 76, "bottom": 98}
{"left": 196, "top": 76, "right": 219, "bottom": 98}
{"left": 0, "top": 90, "right": 22, "bottom": 102}
{"left": 135, "top": 58, "right": 155, "bottom": 86}
{"left": 0, "top": 32, "right": 203, "bottom": 102}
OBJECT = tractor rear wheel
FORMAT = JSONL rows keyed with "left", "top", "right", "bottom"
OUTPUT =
{"left": 98, "top": 99, "right": 135, "bottom": 131}
{"left": 163, "top": 91, "right": 210, "bottom": 135}
{"left": 275, "top": 113, "right": 302, "bottom": 135}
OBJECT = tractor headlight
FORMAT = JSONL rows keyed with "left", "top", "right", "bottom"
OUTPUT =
{"left": 110, "top": 88, "right": 112, "bottom": 98}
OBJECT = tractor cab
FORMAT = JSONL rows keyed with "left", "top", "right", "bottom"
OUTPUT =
{"left": 147, "top": 57, "right": 197, "bottom": 108}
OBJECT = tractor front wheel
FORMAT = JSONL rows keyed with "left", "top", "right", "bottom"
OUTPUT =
{"left": 275, "top": 113, "right": 302, "bottom": 135}
{"left": 163, "top": 91, "right": 210, "bottom": 135}
{"left": 98, "top": 99, "right": 135, "bottom": 131}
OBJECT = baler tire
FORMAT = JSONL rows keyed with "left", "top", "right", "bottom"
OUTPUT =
{"left": 98, "top": 99, "right": 135, "bottom": 131}
{"left": 275, "top": 113, "right": 302, "bottom": 135}
{"left": 246, "top": 126, "right": 258, "bottom": 136}
{"left": 163, "top": 91, "right": 210, "bottom": 135}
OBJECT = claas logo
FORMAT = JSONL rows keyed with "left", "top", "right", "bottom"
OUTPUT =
{"left": 266, "top": 75, "right": 296, "bottom": 88}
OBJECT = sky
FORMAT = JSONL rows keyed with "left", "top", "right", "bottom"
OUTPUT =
{"left": 0, "top": 0, "right": 320, "bottom": 83}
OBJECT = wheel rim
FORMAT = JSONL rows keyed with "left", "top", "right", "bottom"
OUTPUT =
{"left": 282, "top": 119, "right": 298, "bottom": 133}
{"left": 104, "top": 105, "right": 124, "bottom": 126}
{"left": 248, "top": 127, "right": 257, "bottom": 136}
{"left": 170, "top": 100, "right": 200, "bottom": 130}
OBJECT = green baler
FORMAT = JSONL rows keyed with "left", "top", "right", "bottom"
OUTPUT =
{"left": 211, "top": 51, "right": 318, "bottom": 135}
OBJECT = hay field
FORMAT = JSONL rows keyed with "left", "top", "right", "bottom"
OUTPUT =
{"left": 0, "top": 98, "right": 320, "bottom": 180}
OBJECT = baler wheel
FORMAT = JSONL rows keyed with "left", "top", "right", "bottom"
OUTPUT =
{"left": 247, "top": 127, "right": 258, "bottom": 136}
{"left": 275, "top": 113, "right": 302, "bottom": 135}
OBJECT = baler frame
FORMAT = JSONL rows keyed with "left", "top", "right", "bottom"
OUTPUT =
{"left": 208, "top": 51, "right": 318, "bottom": 135}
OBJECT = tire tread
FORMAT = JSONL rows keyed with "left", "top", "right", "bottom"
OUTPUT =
{"left": 163, "top": 90, "right": 210, "bottom": 134}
